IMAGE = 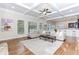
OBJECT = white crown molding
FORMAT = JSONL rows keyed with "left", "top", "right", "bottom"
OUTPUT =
{"left": 47, "top": 12, "right": 79, "bottom": 20}
{"left": 46, "top": 4, "right": 79, "bottom": 20}
{"left": 13, "top": 3, "right": 79, "bottom": 20}
{"left": 16, "top": 3, "right": 31, "bottom": 9}
{"left": 16, "top": 3, "right": 40, "bottom": 13}
{"left": 44, "top": 3, "right": 79, "bottom": 17}
{"left": 59, "top": 4, "right": 79, "bottom": 11}
{"left": 47, "top": 16, "right": 64, "bottom": 20}
{"left": 63, "top": 12, "right": 79, "bottom": 18}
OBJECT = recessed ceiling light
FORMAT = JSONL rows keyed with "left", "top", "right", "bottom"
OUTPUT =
{"left": 11, "top": 6, "right": 15, "bottom": 9}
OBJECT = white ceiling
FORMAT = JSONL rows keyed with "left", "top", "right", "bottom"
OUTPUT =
{"left": 0, "top": 3, "right": 79, "bottom": 21}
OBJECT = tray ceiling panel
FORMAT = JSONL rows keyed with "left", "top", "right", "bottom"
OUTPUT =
{"left": 0, "top": 3, "right": 79, "bottom": 21}
{"left": 0, "top": 3, "right": 29, "bottom": 14}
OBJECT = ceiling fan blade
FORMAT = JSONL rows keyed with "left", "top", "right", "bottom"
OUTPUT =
{"left": 39, "top": 8, "right": 52, "bottom": 15}
{"left": 39, "top": 9, "right": 45, "bottom": 12}
{"left": 47, "top": 11, "right": 52, "bottom": 13}
{"left": 46, "top": 8, "right": 48, "bottom": 11}
{"left": 39, "top": 12, "right": 43, "bottom": 15}
{"left": 39, "top": 10, "right": 43, "bottom": 12}
{"left": 43, "top": 9, "right": 46, "bottom": 12}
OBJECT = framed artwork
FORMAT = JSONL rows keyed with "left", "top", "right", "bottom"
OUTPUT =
{"left": 17, "top": 20, "right": 24, "bottom": 34}
{"left": 1, "top": 18, "right": 14, "bottom": 32}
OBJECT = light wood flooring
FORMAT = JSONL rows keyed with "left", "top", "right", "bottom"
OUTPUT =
{"left": 1, "top": 37, "right": 79, "bottom": 55}
{"left": 54, "top": 38, "right": 79, "bottom": 55}
{"left": 7, "top": 40, "right": 34, "bottom": 55}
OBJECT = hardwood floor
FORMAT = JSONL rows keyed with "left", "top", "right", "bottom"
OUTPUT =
{"left": 0, "top": 36, "right": 34, "bottom": 55}
{"left": 54, "top": 37, "right": 79, "bottom": 55}
{"left": 7, "top": 40, "right": 34, "bottom": 55}
{"left": 1, "top": 36, "right": 79, "bottom": 55}
{"left": 7, "top": 38, "right": 79, "bottom": 55}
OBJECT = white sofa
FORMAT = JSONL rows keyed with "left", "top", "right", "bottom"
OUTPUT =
{"left": 50, "top": 30, "right": 65, "bottom": 41}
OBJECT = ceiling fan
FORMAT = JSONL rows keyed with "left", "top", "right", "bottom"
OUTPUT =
{"left": 39, "top": 8, "right": 52, "bottom": 15}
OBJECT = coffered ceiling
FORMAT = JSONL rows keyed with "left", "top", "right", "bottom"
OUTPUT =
{"left": 0, "top": 3, "right": 79, "bottom": 21}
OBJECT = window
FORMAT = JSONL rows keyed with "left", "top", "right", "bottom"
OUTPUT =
{"left": 28, "top": 22, "right": 37, "bottom": 34}
{"left": 17, "top": 20, "right": 24, "bottom": 34}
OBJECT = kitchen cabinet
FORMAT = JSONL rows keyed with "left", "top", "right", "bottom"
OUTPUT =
{"left": 63, "top": 29, "right": 79, "bottom": 38}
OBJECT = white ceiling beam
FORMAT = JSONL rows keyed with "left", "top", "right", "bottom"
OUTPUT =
{"left": 47, "top": 16, "right": 64, "bottom": 20}
{"left": 16, "top": 3, "right": 31, "bottom": 9}
{"left": 16, "top": 3, "right": 79, "bottom": 20}
{"left": 47, "top": 3, "right": 79, "bottom": 20}
{"left": 47, "top": 11, "right": 79, "bottom": 20}
{"left": 16, "top": 3, "right": 40, "bottom": 14}
{"left": 30, "top": 3, "right": 41, "bottom": 13}
{"left": 59, "top": 4, "right": 79, "bottom": 11}
{"left": 47, "top": 3, "right": 64, "bottom": 17}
